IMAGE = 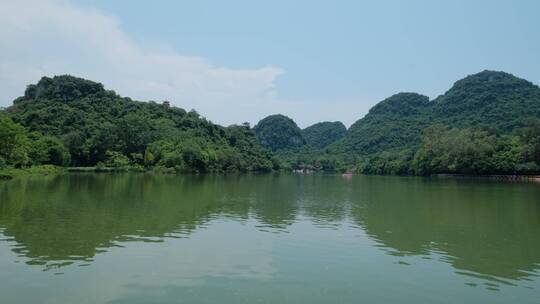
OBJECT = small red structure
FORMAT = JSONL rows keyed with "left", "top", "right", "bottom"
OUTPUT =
{"left": 342, "top": 171, "right": 353, "bottom": 179}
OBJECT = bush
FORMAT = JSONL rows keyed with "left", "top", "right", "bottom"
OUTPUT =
{"left": 104, "top": 151, "right": 130, "bottom": 168}
{"left": 29, "top": 135, "right": 71, "bottom": 166}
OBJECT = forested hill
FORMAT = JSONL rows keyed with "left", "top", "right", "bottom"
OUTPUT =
{"left": 334, "top": 71, "right": 540, "bottom": 155}
{"left": 328, "top": 70, "right": 540, "bottom": 174}
{"left": 2, "top": 71, "right": 539, "bottom": 176}
{"left": 1, "top": 75, "right": 276, "bottom": 172}
{"left": 249, "top": 70, "right": 540, "bottom": 175}
{"left": 302, "top": 121, "right": 347, "bottom": 149}
{"left": 253, "top": 114, "right": 305, "bottom": 151}
{"left": 334, "top": 92, "right": 432, "bottom": 155}
{"left": 432, "top": 70, "right": 540, "bottom": 131}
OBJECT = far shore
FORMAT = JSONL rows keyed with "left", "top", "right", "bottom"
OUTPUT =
{"left": 2, "top": 166, "right": 540, "bottom": 183}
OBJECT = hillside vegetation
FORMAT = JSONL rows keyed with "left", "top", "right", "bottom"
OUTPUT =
{"left": 253, "top": 114, "right": 305, "bottom": 151}
{"left": 2, "top": 70, "right": 539, "bottom": 176}
{"left": 302, "top": 121, "right": 347, "bottom": 149}
{"left": 259, "top": 71, "right": 540, "bottom": 174}
{"left": 338, "top": 71, "right": 540, "bottom": 174}
{"left": 1, "top": 75, "right": 276, "bottom": 174}
{"left": 335, "top": 93, "right": 432, "bottom": 155}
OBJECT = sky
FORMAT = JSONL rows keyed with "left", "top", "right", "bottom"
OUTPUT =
{"left": 1, "top": 0, "right": 539, "bottom": 127}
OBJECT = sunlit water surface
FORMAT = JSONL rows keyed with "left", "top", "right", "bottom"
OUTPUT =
{"left": 0, "top": 173, "right": 539, "bottom": 303}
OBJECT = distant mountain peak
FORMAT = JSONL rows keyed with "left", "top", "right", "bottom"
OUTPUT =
{"left": 444, "top": 70, "right": 537, "bottom": 95}
{"left": 302, "top": 121, "right": 347, "bottom": 149}
{"left": 368, "top": 92, "right": 431, "bottom": 116}
{"left": 254, "top": 114, "right": 305, "bottom": 151}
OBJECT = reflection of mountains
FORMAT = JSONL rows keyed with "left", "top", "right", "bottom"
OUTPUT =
{"left": 0, "top": 174, "right": 539, "bottom": 283}
{"left": 0, "top": 174, "right": 306, "bottom": 269}
{"left": 348, "top": 176, "right": 540, "bottom": 283}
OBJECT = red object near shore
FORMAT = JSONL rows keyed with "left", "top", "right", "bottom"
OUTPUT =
{"left": 342, "top": 171, "right": 353, "bottom": 178}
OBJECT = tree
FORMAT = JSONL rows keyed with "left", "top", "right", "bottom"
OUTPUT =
{"left": 0, "top": 117, "right": 31, "bottom": 167}
{"left": 520, "top": 119, "right": 540, "bottom": 164}
{"left": 29, "top": 134, "right": 71, "bottom": 166}
{"left": 104, "top": 151, "right": 130, "bottom": 168}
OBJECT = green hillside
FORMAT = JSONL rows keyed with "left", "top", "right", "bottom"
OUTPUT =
{"left": 331, "top": 70, "right": 540, "bottom": 174}
{"left": 432, "top": 70, "right": 540, "bottom": 131}
{"left": 334, "top": 92, "right": 432, "bottom": 155}
{"left": 302, "top": 121, "right": 347, "bottom": 149}
{"left": 253, "top": 114, "right": 305, "bottom": 151}
{"left": 2, "top": 70, "right": 539, "bottom": 176}
{"left": 1, "top": 75, "right": 275, "bottom": 172}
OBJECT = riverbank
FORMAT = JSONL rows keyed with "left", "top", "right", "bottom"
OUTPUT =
{"left": 0, "top": 165, "right": 64, "bottom": 180}
{"left": 0, "top": 165, "right": 150, "bottom": 180}
{"left": 2, "top": 166, "right": 540, "bottom": 183}
{"left": 0, "top": 165, "right": 269, "bottom": 180}
{"left": 437, "top": 173, "right": 540, "bottom": 183}
{"left": 67, "top": 166, "right": 145, "bottom": 173}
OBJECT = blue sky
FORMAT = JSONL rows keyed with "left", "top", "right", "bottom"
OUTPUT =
{"left": 2, "top": 0, "right": 539, "bottom": 127}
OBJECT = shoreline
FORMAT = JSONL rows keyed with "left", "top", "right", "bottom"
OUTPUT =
{"left": 2, "top": 166, "right": 540, "bottom": 183}
{"left": 436, "top": 173, "right": 540, "bottom": 183}
{"left": 0, "top": 165, "right": 63, "bottom": 180}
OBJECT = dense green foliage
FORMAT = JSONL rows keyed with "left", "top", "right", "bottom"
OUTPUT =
{"left": 0, "top": 165, "right": 62, "bottom": 180}
{"left": 334, "top": 71, "right": 540, "bottom": 156}
{"left": 253, "top": 114, "right": 305, "bottom": 151}
{"left": 272, "top": 146, "right": 348, "bottom": 172}
{"left": 357, "top": 121, "right": 540, "bottom": 175}
{"left": 412, "top": 123, "right": 540, "bottom": 175}
{"left": 326, "top": 71, "right": 540, "bottom": 174}
{"left": 432, "top": 71, "right": 540, "bottom": 131}
{"left": 334, "top": 93, "right": 432, "bottom": 155}
{"left": 274, "top": 71, "right": 540, "bottom": 175}
{"left": 0, "top": 114, "right": 31, "bottom": 167}
{"left": 301, "top": 121, "right": 346, "bottom": 149}
{"left": 2, "top": 75, "right": 274, "bottom": 173}
{"left": 2, "top": 70, "right": 539, "bottom": 176}
{"left": 253, "top": 116, "right": 347, "bottom": 172}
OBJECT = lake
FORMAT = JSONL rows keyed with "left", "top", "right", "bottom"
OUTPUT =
{"left": 0, "top": 173, "right": 539, "bottom": 303}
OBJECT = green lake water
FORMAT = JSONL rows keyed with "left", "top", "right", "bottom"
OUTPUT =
{"left": 0, "top": 173, "right": 539, "bottom": 303}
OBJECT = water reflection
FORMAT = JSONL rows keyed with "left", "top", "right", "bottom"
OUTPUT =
{"left": 0, "top": 173, "right": 539, "bottom": 288}
{"left": 348, "top": 176, "right": 540, "bottom": 285}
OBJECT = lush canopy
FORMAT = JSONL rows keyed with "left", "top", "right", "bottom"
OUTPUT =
{"left": 271, "top": 71, "right": 540, "bottom": 175}
{"left": 253, "top": 114, "right": 305, "bottom": 151}
{"left": 302, "top": 121, "right": 347, "bottom": 149}
{"left": 2, "top": 70, "right": 540, "bottom": 176}
{"left": 2, "top": 75, "right": 275, "bottom": 172}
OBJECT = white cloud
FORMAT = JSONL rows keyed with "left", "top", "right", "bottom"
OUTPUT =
{"left": 0, "top": 0, "right": 367, "bottom": 127}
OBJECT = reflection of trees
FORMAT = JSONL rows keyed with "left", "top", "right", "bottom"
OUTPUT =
{"left": 349, "top": 176, "right": 540, "bottom": 281}
{"left": 0, "top": 174, "right": 254, "bottom": 268}
{"left": 0, "top": 174, "right": 539, "bottom": 283}
{"left": 296, "top": 175, "right": 350, "bottom": 224}
{"left": 0, "top": 174, "right": 315, "bottom": 268}
{"left": 248, "top": 174, "right": 299, "bottom": 230}
{"left": 247, "top": 175, "right": 350, "bottom": 230}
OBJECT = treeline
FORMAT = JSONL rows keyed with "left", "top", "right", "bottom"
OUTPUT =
{"left": 0, "top": 113, "right": 70, "bottom": 168}
{"left": 254, "top": 70, "right": 540, "bottom": 175}
{"left": 357, "top": 121, "right": 540, "bottom": 175}
{"left": 1, "top": 76, "right": 277, "bottom": 173}
{"left": 3, "top": 71, "right": 540, "bottom": 177}
{"left": 273, "top": 147, "right": 348, "bottom": 172}
{"left": 270, "top": 120, "right": 540, "bottom": 175}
